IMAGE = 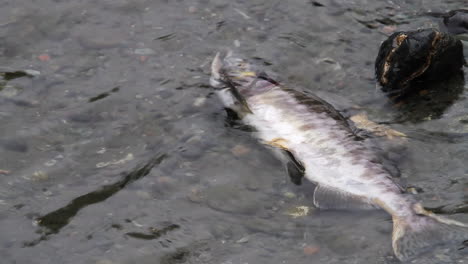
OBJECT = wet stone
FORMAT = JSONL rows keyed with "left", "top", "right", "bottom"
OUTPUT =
{"left": 243, "top": 217, "right": 302, "bottom": 238}
{"left": 375, "top": 28, "right": 464, "bottom": 96}
{"left": 204, "top": 185, "right": 261, "bottom": 215}
{"left": 157, "top": 90, "right": 173, "bottom": 99}
{"left": 32, "top": 171, "right": 49, "bottom": 181}
{"left": 179, "top": 135, "right": 213, "bottom": 160}
{"left": 209, "top": 223, "right": 234, "bottom": 239}
{"left": 231, "top": 144, "right": 250, "bottom": 157}
{"left": 303, "top": 245, "right": 320, "bottom": 255}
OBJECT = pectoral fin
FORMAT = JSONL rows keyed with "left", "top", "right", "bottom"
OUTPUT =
{"left": 313, "top": 184, "right": 376, "bottom": 210}
{"left": 284, "top": 150, "right": 305, "bottom": 186}
{"left": 350, "top": 113, "right": 406, "bottom": 140}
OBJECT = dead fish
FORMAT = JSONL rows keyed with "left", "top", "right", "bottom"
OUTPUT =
{"left": 209, "top": 51, "right": 468, "bottom": 261}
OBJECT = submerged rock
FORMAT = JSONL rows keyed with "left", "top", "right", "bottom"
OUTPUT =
{"left": 375, "top": 29, "right": 464, "bottom": 97}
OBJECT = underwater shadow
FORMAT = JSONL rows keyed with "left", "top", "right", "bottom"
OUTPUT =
{"left": 388, "top": 72, "right": 465, "bottom": 123}
{"left": 23, "top": 154, "right": 166, "bottom": 247}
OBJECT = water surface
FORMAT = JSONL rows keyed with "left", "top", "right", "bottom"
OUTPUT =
{"left": 0, "top": 0, "right": 467, "bottom": 263}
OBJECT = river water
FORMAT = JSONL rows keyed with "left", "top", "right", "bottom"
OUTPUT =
{"left": 0, "top": 0, "right": 467, "bottom": 263}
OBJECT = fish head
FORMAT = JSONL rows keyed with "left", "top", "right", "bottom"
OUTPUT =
{"left": 210, "top": 50, "right": 257, "bottom": 90}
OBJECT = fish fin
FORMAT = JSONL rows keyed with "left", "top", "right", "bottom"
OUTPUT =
{"left": 313, "top": 185, "right": 376, "bottom": 210}
{"left": 392, "top": 205, "right": 468, "bottom": 261}
{"left": 224, "top": 77, "right": 252, "bottom": 114}
{"left": 284, "top": 150, "right": 305, "bottom": 186}
{"left": 350, "top": 113, "right": 407, "bottom": 140}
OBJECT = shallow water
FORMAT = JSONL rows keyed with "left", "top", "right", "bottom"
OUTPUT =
{"left": 0, "top": 0, "right": 467, "bottom": 263}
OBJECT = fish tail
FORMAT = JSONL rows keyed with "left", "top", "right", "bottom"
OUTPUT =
{"left": 392, "top": 204, "right": 468, "bottom": 261}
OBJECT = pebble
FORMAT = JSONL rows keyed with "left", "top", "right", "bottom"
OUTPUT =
{"left": 134, "top": 48, "right": 155, "bottom": 55}
{"left": 96, "top": 153, "right": 134, "bottom": 168}
{"left": 303, "top": 245, "right": 320, "bottom": 255}
{"left": 188, "top": 187, "right": 204, "bottom": 203}
{"left": 44, "top": 159, "right": 57, "bottom": 167}
{"left": 231, "top": 144, "right": 250, "bottom": 157}
{"left": 38, "top": 54, "right": 51, "bottom": 61}
{"left": 236, "top": 236, "right": 249, "bottom": 243}
{"left": 136, "top": 190, "right": 152, "bottom": 200}
{"left": 24, "top": 69, "right": 41, "bottom": 76}
{"left": 205, "top": 185, "right": 260, "bottom": 214}
{"left": 381, "top": 25, "right": 397, "bottom": 35}
{"left": 193, "top": 97, "right": 206, "bottom": 107}
{"left": 285, "top": 206, "right": 311, "bottom": 218}
{"left": 97, "top": 148, "right": 106, "bottom": 154}
{"left": 32, "top": 171, "right": 49, "bottom": 181}
{"left": 0, "top": 85, "right": 18, "bottom": 98}
{"left": 283, "top": 191, "right": 296, "bottom": 199}
{"left": 188, "top": 6, "right": 197, "bottom": 13}
{"left": 156, "top": 176, "right": 173, "bottom": 184}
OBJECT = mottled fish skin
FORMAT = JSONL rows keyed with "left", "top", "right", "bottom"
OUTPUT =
{"left": 210, "top": 51, "right": 468, "bottom": 261}
{"left": 212, "top": 51, "right": 412, "bottom": 216}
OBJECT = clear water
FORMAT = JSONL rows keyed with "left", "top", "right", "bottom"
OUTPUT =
{"left": 0, "top": 0, "right": 467, "bottom": 263}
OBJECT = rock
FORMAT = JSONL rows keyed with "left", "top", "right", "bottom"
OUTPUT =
{"left": 231, "top": 144, "right": 250, "bottom": 157}
{"left": 283, "top": 191, "right": 296, "bottom": 199}
{"left": 303, "top": 245, "right": 320, "bottom": 255}
{"left": 375, "top": 28, "right": 464, "bottom": 97}
{"left": 284, "top": 206, "right": 311, "bottom": 218}
{"left": 193, "top": 97, "right": 206, "bottom": 107}
{"left": 187, "top": 186, "right": 204, "bottom": 203}
{"left": 32, "top": 171, "right": 48, "bottom": 181}
{"left": 205, "top": 185, "right": 260, "bottom": 214}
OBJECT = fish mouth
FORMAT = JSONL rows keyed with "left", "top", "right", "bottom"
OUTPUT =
{"left": 210, "top": 50, "right": 256, "bottom": 89}
{"left": 210, "top": 51, "right": 224, "bottom": 88}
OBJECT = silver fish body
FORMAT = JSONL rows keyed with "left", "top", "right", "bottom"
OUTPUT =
{"left": 210, "top": 51, "right": 468, "bottom": 261}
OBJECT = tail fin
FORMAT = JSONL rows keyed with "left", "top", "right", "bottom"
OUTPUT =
{"left": 392, "top": 205, "right": 468, "bottom": 261}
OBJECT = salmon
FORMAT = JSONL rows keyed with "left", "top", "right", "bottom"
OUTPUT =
{"left": 209, "top": 51, "right": 468, "bottom": 261}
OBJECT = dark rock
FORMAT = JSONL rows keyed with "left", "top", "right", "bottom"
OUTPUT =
{"left": 375, "top": 29, "right": 464, "bottom": 97}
